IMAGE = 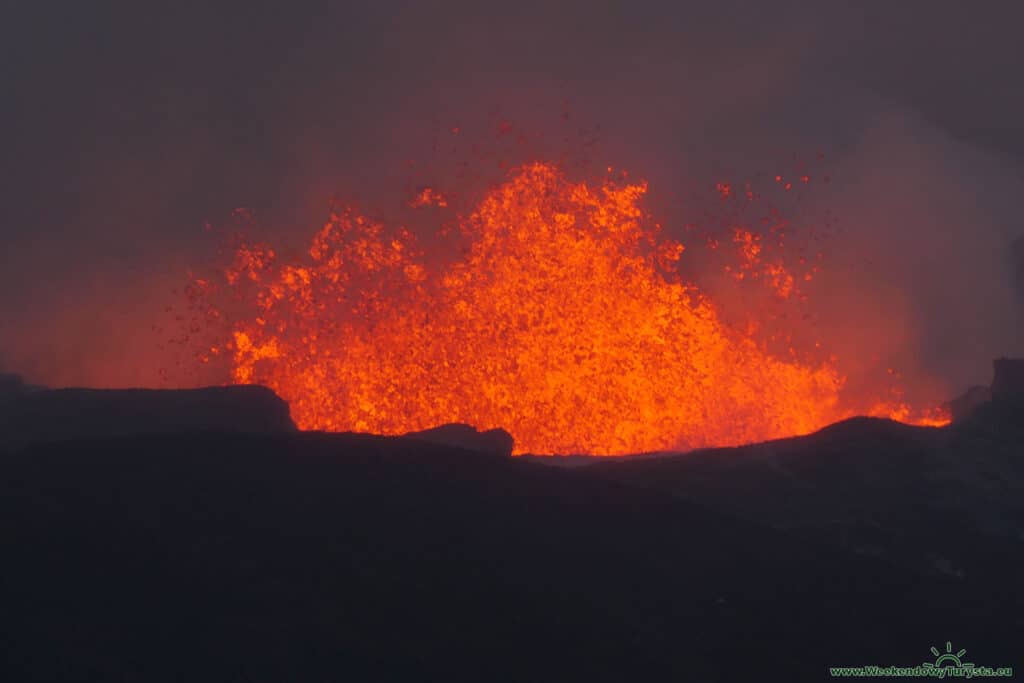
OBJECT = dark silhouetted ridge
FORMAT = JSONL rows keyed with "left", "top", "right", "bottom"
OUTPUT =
{"left": 400, "top": 422, "right": 515, "bottom": 457}
{"left": 0, "top": 430, "right": 1020, "bottom": 681}
{"left": 0, "top": 385, "right": 295, "bottom": 450}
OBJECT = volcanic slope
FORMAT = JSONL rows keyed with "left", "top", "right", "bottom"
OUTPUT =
{"left": 1, "top": 429, "right": 1019, "bottom": 682}
{"left": 585, "top": 410, "right": 1024, "bottom": 599}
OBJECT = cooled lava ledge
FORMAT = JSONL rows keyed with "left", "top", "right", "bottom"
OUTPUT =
{"left": 0, "top": 379, "right": 516, "bottom": 456}
{"left": 0, "top": 384, "right": 295, "bottom": 449}
{"left": 400, "top": 423, "right": 515, "bottom": 458}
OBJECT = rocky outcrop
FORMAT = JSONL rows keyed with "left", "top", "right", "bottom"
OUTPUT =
{"left": 0, "top": 373, "right": 25, "bottom": 397}
{"left": 991, "top": 357, "right": 1024, "bottom": 402}
{"left": 0, "top": 385, "right": 296, "bottom": 450}
{"left": 946, "top": 384, "right": 992, "bottom": 422}
{"left": 401, "top": 423, "right": 515, "bottom": 458}
{"left": 942, "top": 358, "right": 1024, "bottom": 423}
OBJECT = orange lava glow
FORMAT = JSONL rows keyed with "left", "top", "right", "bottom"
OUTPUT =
{"left": 197, "top": 162, "right": 949, "bottom": 454}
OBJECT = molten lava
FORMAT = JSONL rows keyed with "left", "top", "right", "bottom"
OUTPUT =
{"left": 197, "top": 162, "right": 948, "bottom": 454}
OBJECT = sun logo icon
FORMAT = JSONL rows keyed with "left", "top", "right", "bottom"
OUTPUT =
{"left": 923, "top": 641, "right": 974, "bottom": 671}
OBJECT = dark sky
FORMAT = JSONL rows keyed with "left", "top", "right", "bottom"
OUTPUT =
{"left": 2, "top": 0, "right": 1023, "bottom": 395}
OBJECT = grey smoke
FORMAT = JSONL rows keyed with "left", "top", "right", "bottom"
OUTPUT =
{"left": 1, "top": 0, "right": 1022, "bottom": 398}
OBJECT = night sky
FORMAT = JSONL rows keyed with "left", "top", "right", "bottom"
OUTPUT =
{"left": 2, "top": 1, "right": 1023, "bottom": 395}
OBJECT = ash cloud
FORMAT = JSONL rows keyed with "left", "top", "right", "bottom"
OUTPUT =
{"left": 1, "top": 0, "right": 1022, "bottom": 398}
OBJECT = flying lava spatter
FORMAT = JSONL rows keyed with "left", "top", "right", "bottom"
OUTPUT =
{"left": 188, "top": 161, "right": 949, "bottom": 455}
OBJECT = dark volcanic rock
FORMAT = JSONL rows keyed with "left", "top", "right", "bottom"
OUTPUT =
{"left": 0, "top": 385, "right": 295, "bottom": 449}
{"left": 992, "top": 356, "right": 1024, "bottom": 402}
{"left": 0, "top": 431, "right": 1018, "bottom": 681}
{"left": 586, "top": 414, "right": 1024, "bottom": 586}
{"left": 401, "top": 422, "right": 514, "bottom": 457}
{"left": 946, "top": 384, "right": 992, "bottom": 422}
{"left": 0, "top": 373, "right": 25, "bottom": 397}
{"left": 939, "top": 357, "right": 1024, "bottom": 424}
